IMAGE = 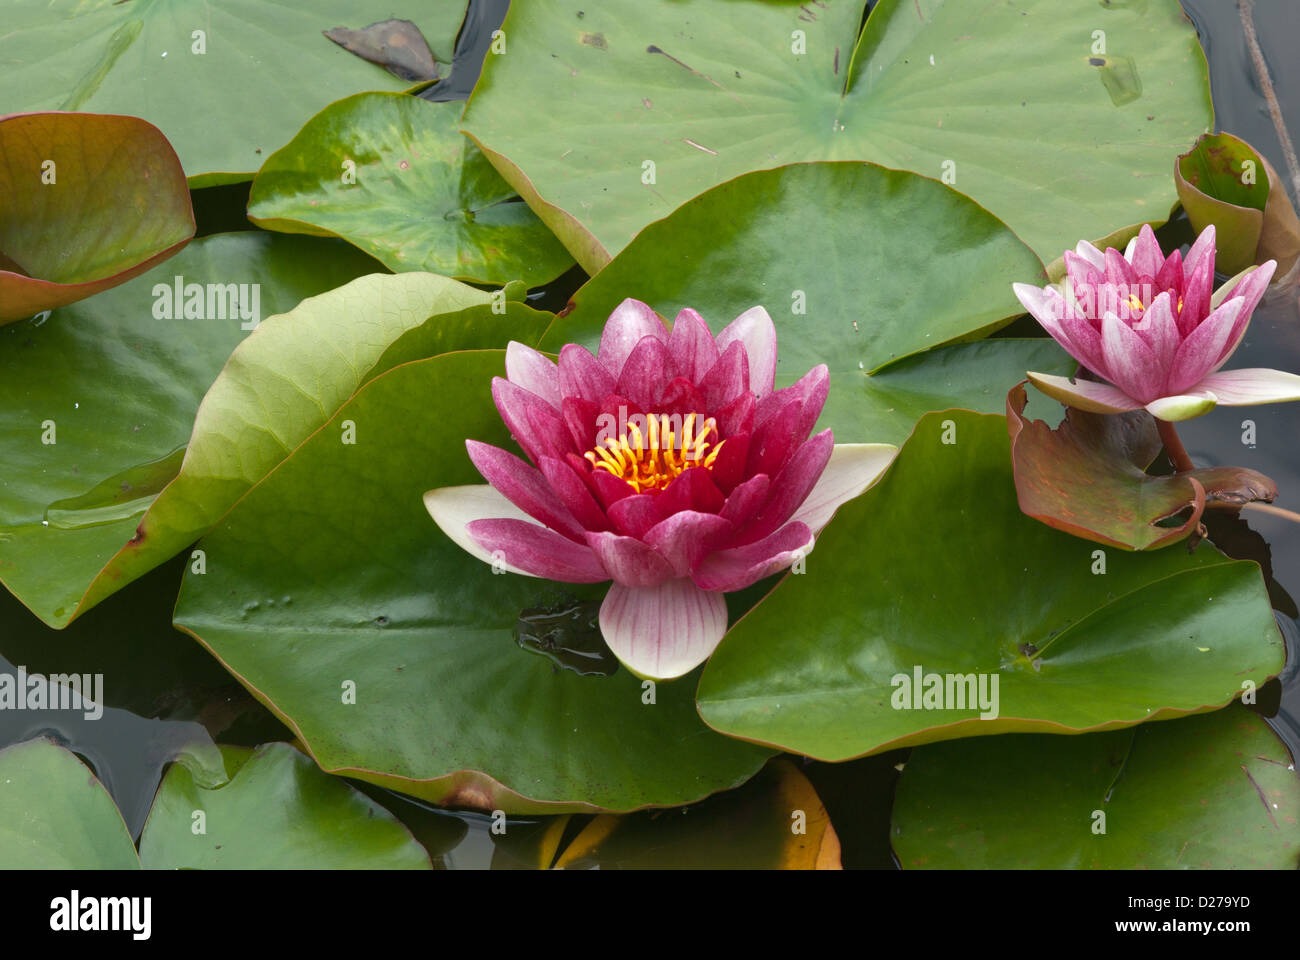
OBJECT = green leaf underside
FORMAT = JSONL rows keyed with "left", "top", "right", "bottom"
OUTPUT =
{"left": 248, "top": 93, "right": 575, "bottom": 285}
{"left": 695, "top": 411, "right": 1283, "bottom": 761}
{"left": 0, "top": 233, "right": 385, "bottom": 628}
{"left": 892, "top": 705, "right": 1300, "bottom": 868}
{"left": 462, "top": 0, "right": 1212, "bottom": 268}
{"left": 174, "top": 351, "right": 771, "bottom": 813}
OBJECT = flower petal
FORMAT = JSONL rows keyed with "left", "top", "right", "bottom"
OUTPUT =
{"left": 753, "top": 363, "right": 829, "bottom": 436}
{"left": 667, "top": 307, "right": 719, "bottom": 383}
{"left": 615, "top": 334, "right": 674, "bottom": 410}
{"left": 558, "top": 343, "right": 616, "bottom": 404}
{"left": 716, "top": 305, "right": 777, "bottom": 397}
{"left": 1208, "top": 259, "right": 1275, "bottom": 373}
{"left": 1145, "top": 392, "right": 1218, "bottom": 422}
{"left": 698, "top": 340, "right": 749, "bottom": 411}
{"left": 423, "top": 484, "right": 540, "bottom": 575}
{"left": 1073, "top": 238, "right": 1106, "bottom": 271}
{"left": 1165, "top": 296, "right": 1245, "bottom": 394}
{"left": 1194, "top": 368, "right": 1300, "bottom": 405}
{"left": 466, "top": 440, "right": 584, "bottom": 540}
{"left": 598, "top": 578, "right": 728, "bottom": 680}
{"left": 643, "top": 511, "right": 735, "bottom": 577}
{"left": 505, "top": 342, "right": 561, "bottom": 409}
{"left": 597, "top": 298, "right": 667, "bottom": 376}
{"left": 692, "top": 522, "right": 815, "bottom": 592}
{"left": 1127, "top": 223, "right": 1163, "bottom": 279}
{"left": 467, "top": 518, "right": 610, "bottom": 581}
{"left": 539, "top": 455, "right": 610, "bottom": 531}
{"left": 720, "top": 473, "right": 772, "bottom": 527}
{"left": 492, "top": 377, "right": 572, "bottom": 463}
{"left": 788, "top": 443, "right": 898, "bottom": 534}
{"left": 736, "top": 428, "right": 834, "bottom": 545}
{"left": 1132, "top": 291, "right": 1180, "bottom": 385}
{"left": 585, "top": 531, "right": 676, "bottom": 587}
{"left": 1026, "top": 372, "right": 1143, "bottom": 414}
{"left": 1100, "top": 312, "right": 1160, "bottom": 402}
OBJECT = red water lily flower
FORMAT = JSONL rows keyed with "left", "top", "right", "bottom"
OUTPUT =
{"left": 424, "top": 299, "right": 896, "bottom": 680}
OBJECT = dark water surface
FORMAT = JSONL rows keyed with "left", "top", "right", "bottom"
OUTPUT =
{"left": 1, "top": 0, "right": 1297, "bottom": 869}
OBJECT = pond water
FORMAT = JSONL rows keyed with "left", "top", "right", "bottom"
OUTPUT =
{"left": 2, "top": 0, "right": 1297, "bottom": 869}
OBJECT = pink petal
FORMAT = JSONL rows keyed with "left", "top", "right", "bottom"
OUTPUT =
{"left": 736, "top": 429, "right": 834, "bottom": 545}
{"left": 558, "top": 343, "right": 616, "bottom": 404}
{"left": 466, "top": 440, "right": 584, "bottom": 540}
{"left": 1104, "top": 246, "right": 1136, "bottom": 288}
{"left": 492, "top": 377, "right": 573, "bottom": 464}
{"left": 789, "top": 443, "right": 898, "bottom": 534}
{"left": 708, "top": 432, "right": 751, "bottom": 493}
{"left": 720, "top": 473, "right": 772, "bottom": 527}
{"left": 753, "top": 363, "right": 829, "bottom": 436}
{"left": 598, "top": 578, "right": 728, "bottom": 680}
{"left": 606, "top": 493, "right": 662, "bottom": 539}
{"left": 561, "top": 396, "right": 600, "bottom": 452}
{"left": 1178, "top": 239, "right": 1215, "bottom": 337}
{"left": 468, "top": 518, "right": 610, "bottom": 582}
{"left": 1183, "top": 224, "right": 1216, "bottom": 282}
{"left": 692, "top": 522, "right": 815, "bottom": 592}
{"left": 713, "top": 391, "right": 756, "bottom": 439}
{"left": 1128, "top": 223, "right": 1163, "bottom": 279}
{"left": 538, "top": 456, "right": 610, "bottom": 531}
{"left": 656, "top": 466, "right": 726, "bottom": 515}
{"left": 598, "top": 298, "right": 667, "bottom": 376}
{"left": 585, "top": 531, "right": 676, "bottom": 587}
{"left": 505, "top": 342, "right": 561, "bottom": 409}
{"left": 1154, "top": 247, "right": 1182, "bottom": 296}
{"left": 1208, "top": 260, "right": 1276, "bottom": 373}
{"left": 1165, "top": 296, "right": 1245, "bottom": 394}
{"left": 1015, "top": 282, "right": 1097, "bottom": 371}
{"left": 423, "top": 484, "right": 540, "bottom": 575}
{"left": 716, "top": 305, "right": 777, "bottom": 398}
{"left": 1100, "top": 313, "right": 1160, "bottom": 402}
{"left": 1132, "top": 291, "right": 1180, "bottom": 386}
{"left": 1026, "top": 371, "right": 1143, "bottom": 414}
{"left": 615, "top": 335, "right": 674, "bottom": 410}
{"left": 1193, "top": 368, "right": 1300, "bottom": 405}
{"left": 745, "top": 397, "right": 803, "bottom": 478}
{"left": 667, "top": 307, "right": 719, "bottom": 383}
{"left": 643, "top": 511, "right": 735, "bottom": 577}
{"left": 698, "top": 340, "right": 749, "bottom": 411}
{"left": 1073, "top": 239, "right": 1106, "bottom": 272}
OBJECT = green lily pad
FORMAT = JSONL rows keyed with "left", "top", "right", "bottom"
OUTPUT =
{"left": 0, "top": 738, "right": 140, "bottom": 869}
{"left": 695, "top": 410, "right": 1283, "bottom": 761}
{"left": 1007, "top": 383, "right": 1278, "bottom": 551}
{"left": 461, "top": 0, "right": 1212, "bottom": 269}
{"left": 139, "top": 743, "right": 432, "bottom": 869}
{"left": 1175, "top": 131, "right": 1300, "bottom": 277}
{"left": 0, "top": 112, "right": 193, "bottom": 324}
{"left": 1, "top": 1, "right": 466, "bottom": 186}
{"left": 173, "top": 351, "right": 772, "bottom": 813}
{"left": 0, "top": 232, "right": 385, "bottom": 628}
{"left": 248, "top": 93, "right": 574, "bottom": 285}
{"left": 541, "top": 162, "right": 1044, "bottom": 383}
{"left": 892, "top": 705, "right": 1300, "bottom": 869}
{"left": 77, "top": 273, "right": 549, "bottom": 626}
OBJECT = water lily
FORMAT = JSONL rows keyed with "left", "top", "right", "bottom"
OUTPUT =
{"left": 424, "top": 299, "right": 896, "bottom": 680}
{"left": 1013, "top": 224, "right": 1300, "bottom": 422}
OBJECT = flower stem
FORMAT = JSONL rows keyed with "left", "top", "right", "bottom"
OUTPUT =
{"left": 1156, "top": 419, "right": 1195, "bottom": 473}
{"left": 1242, "top": 502, "right": 1300, "bottom": 527}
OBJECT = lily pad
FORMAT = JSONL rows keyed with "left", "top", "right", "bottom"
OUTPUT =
{"left": 0, "top": 112, "right": 193, "bottom": 324}
{"left": 173, "top": 351, "right": 772, "bottom": 813}
{"left": 0, "top": 738, "right": 140, "bottom": 869}
{"left": 695, "top": 410, "right": 1283, "bottom": 761}
{"left": 892, "top": 705, "right": 1300, "bottom": 869}
{"left": 248, "top": 93, "right": 575, "bottom": 285}
{"left": 139, "top": 743, "right": 433, "bottom": 869}
{"left": 1007, "top": 382, "right": 1278, "bottom": 551}
{"left": 1, "top": 0, "right": 466, "bottom": 186}
{"left": 0, "top": 233, "right": 385, "bottom": 628}
{"left": 541, "top": 162, "right": 1044, "bottom": 383}
{"left": 77, "top": 273, "right": 549, "bottom": 625}
{"left": 1175, "top": 131, "right": 1300, "bottom": 277}
{"left": 549, "top": 758, "right": 841, "bottom": 869}
{"left": 461, "top": 0, "right": 1213, "bottom": 269}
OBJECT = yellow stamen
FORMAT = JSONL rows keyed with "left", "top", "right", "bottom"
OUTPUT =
{"left": 585, "top": 411, "right": 727, "bottom": 493}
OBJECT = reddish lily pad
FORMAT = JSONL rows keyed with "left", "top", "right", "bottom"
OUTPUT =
{"left": 0, "top": 112, "right": 194, "bottom": 324}
{"left": 1007, "top": 382, "right": 1277, "bottom": 550}
{"left": 1175, "top": 131, "right": 1300, "bottom": 278}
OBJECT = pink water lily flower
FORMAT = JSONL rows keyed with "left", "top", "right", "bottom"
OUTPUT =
{"left": 424, "top": 299, "right": 896, "bottom": 680}
{"left": 1014, "top": 224, "right": 1300, "bottom": 421}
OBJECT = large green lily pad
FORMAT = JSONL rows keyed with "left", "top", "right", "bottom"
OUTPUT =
{"left": 461, "top": 0, "right": 1212, "bottom": 269}
{"left": 0, "top": 233, "right": 385, "bottom": 628}
{"left": 0, "top": 112, "right": 193, "bottom": 323}
{"left": 77, "top": 273, "right": 549, "bottom": 625}
{"left": 541, "top": 162, "right": 1044, "bottom": 383}
{"left": 1, "top": 1, "right": 466, "bottom": 186}
{"left": 695, "top": 410, "right": 1283, "bottom": 760}
{"left": 0, "top": 738, "right": 140, "bottom": 869}
{"left": 174, "top": 351, "right": 772, "bottom": 813}
{"left": 892, "top": 705, "right": 1300, "bottom": 868}
{"left": 248, "top": 93, "right": 574, "bottom": 285}
{"left": 139, "top": 743, "right": 433, "bottom": 869}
